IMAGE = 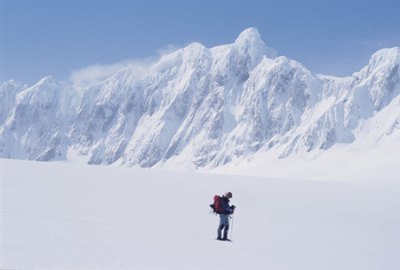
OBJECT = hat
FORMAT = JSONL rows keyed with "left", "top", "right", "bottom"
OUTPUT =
{"left": 225, "top": 192, "right": 233, "bottom": 198}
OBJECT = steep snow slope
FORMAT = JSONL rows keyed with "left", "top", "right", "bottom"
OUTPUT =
{"left": 0, "top": 28, "right": 399, "bottom": 169}
{"left": 0, "top": 80, "right": 27, "bottom": 125}
{"left": 1, "top": 159, "right": 399, "bottom": 269}
{"left": 0, "top": 77, "right": 79, "bottom": 161}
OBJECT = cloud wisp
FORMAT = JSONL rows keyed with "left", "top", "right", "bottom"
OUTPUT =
{"left": 68, "top": 59, "right": 150, "bottom": 88}
{"left": 68, "top": 44, "right": 182, "bottom": 88}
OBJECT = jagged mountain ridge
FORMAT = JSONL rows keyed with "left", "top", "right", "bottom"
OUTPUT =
{"left": 1, "top": 28, "right": 400, "bottom": 168}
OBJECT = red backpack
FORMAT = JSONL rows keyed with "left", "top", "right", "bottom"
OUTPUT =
{"left": 210, "top": 195, "right": 222, "bottom": 214}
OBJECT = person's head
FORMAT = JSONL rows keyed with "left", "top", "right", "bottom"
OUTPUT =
{"left": 225, "top": 192, "right": 233, "bottom": 199}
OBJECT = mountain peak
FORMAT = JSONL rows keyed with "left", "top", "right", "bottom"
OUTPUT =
{"left": 369, "top": 47, "right": 400, "bottom": 66}
{"left": 36, "top": 76, "right": 57, "bottom": 86}
{"left": 183, "top": 42, "right": 207, "bottom": 54}
{"left": 235, "top": 27, "right": 262, "bottom": 44}
{"left": 234, "top": 27, "right": 277, "bottom": 60}
{"left": 0, "top": 79, "right": 26, "bottom": 89}
{"left": 357, "top": 47, "right": 400, "bottom": 79}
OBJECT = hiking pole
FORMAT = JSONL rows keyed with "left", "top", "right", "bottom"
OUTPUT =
{"left": 230, "top": 213, "right": 234, "bottom": 240}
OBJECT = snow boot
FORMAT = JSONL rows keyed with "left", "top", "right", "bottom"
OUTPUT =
{"left": 222, "top": 231, "right": 230, "bottom": 241}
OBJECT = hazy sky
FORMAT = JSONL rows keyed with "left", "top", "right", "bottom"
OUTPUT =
{"left": 1, "top": 0, "right": 399, "bottom": 84}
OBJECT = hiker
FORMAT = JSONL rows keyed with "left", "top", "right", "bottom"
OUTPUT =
{"left": 216, "top": 192, "right": 235, "bottom": 241}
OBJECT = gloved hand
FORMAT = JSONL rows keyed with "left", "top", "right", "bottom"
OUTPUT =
{"left": 231, "top": 205, "right": 236, "bottom": 212}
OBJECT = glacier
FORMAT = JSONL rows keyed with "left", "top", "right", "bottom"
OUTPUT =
{"left": 1, "top": 27, "right": 399, "bottom": 169}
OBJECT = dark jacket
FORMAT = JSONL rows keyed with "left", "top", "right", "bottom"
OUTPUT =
{"left": 220, "top": 196, "right": 233, "bottom": 215}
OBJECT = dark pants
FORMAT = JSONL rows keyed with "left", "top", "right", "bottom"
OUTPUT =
{"left": 217, "top": 214, "right": 229, "bottom": 239}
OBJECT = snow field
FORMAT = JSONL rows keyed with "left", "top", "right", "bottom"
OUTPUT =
{"left": 1, "top": 159, "right": 400, "bottom": 269}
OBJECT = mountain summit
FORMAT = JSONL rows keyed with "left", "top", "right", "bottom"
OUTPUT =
{"left": 234, "top": 27, "right": 277, "bottom": 59}
{"left": 1, "top": 28, "right": 399, "bottom": 169}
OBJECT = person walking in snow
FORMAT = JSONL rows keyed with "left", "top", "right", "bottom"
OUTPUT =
{"left": 217, "top": 192, "right": 235, "bottom": 241}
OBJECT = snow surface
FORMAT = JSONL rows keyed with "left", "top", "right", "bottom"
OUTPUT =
{"left": 1, "top": 158, "right": 399, "bottom": 269}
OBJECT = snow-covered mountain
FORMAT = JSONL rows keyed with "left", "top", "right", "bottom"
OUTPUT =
{"left": 1, "top": 28, "right": 399, "bottom": 169}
